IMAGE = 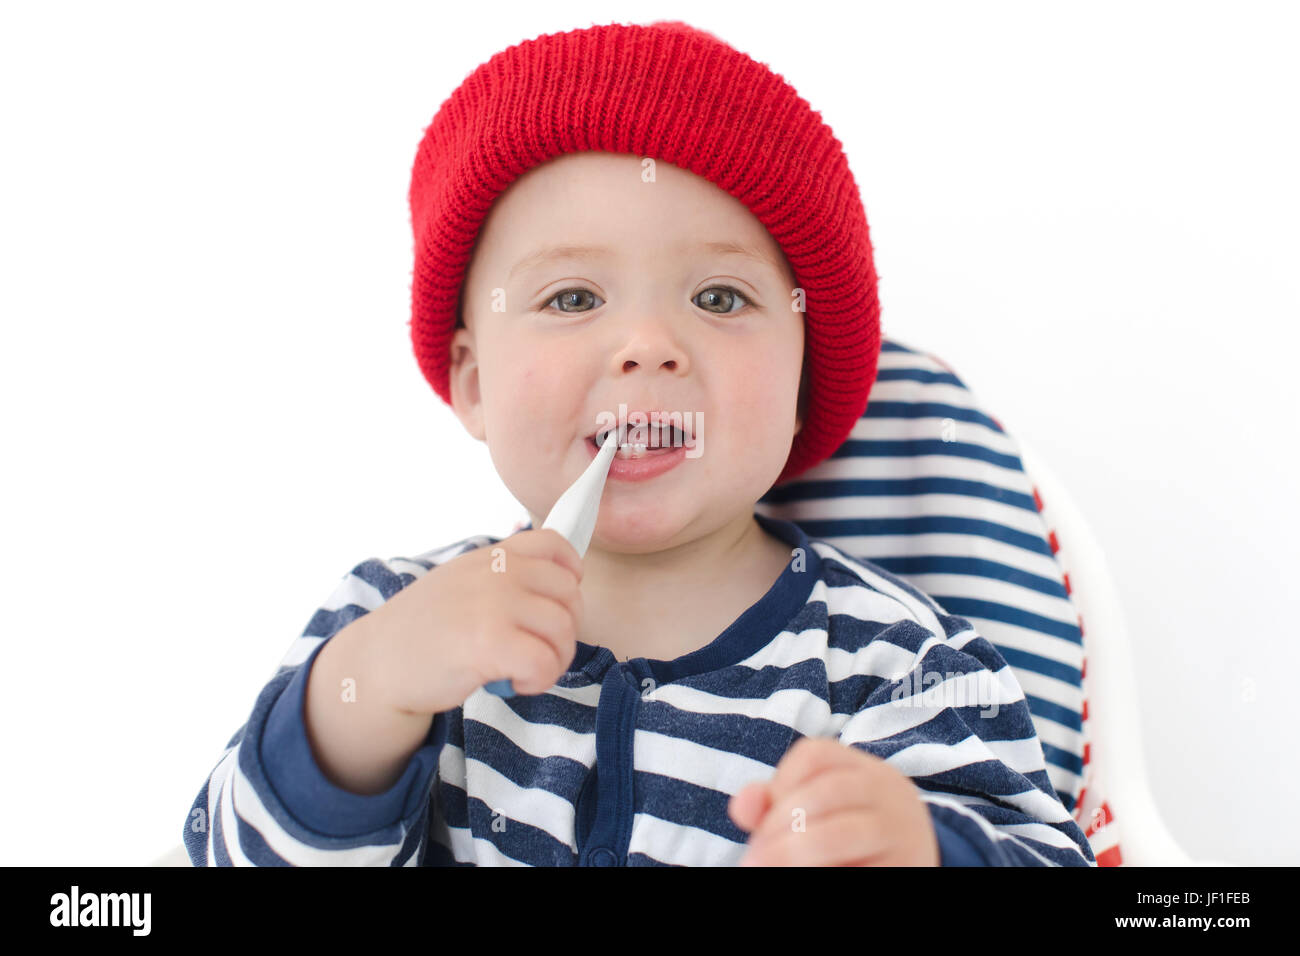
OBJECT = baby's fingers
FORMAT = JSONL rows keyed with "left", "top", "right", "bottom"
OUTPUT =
{"left": 742, "top": 766, "right": 870, "bottom": 850}
{"left": 728, "top": 781, "right": 772, "bottom": 832}
{"left": 740, "top": 808, "right": 883, "bottom": 867}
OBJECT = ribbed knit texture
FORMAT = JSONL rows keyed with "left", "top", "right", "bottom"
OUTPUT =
{"left": 408, "top": 20, "right": 881, "bottom": 484}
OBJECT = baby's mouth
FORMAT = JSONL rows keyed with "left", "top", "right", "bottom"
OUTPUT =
{"left": 589, "top": 425, "right": 685, "bottom": 459}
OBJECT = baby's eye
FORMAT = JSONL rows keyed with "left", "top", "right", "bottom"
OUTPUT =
{"left": 694, "top": 285, "right": 750, "bottom": 314}
{"left": 543, "top": 285, "right": 751, "bottom": 314}
{"left": 546, "top": 288, "right": 605, "bottom": 312}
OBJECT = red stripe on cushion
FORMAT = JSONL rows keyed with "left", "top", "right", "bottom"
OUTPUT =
{"left": 1029, "top": 475, "right": 1120, "bottom": 867}
{"left": 1084, "top": 802, "right": 1115, "bottom": 835}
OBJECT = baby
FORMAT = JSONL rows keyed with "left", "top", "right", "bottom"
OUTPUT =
{"left": 184, "top": 20, "right": 1095, "bottom": 867}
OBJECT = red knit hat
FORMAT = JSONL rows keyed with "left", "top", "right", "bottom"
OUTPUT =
{"left": 408, "top": 20, "right": 881, "bottom": 484}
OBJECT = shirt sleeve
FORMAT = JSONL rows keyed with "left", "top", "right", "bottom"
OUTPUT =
{"left": 836, "top": 613, "right": 1096, "bottom": 867}
{"left": 182, "top": 546, "right": 478, "bottom": 866}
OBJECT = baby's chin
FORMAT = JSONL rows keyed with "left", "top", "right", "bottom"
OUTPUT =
{"left": 517, "top": 495, "right": 698, "bottom": 554}
{"left": 587, "top": 502, "right": 694, "bottom": 551}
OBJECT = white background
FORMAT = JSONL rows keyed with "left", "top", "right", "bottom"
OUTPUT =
{"left": 2, "top": 0, "right": 1294, "bottom": 866}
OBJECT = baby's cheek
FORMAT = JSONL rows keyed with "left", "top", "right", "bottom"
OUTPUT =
{"left": 730, "top": 380, "right": 794, "bottom": 440}
{"left": 507, "top": 344, "right": 567, "bottom": 401}
{"left": 491, "top": 351, "right": 543, "bottom": 414}
{"left": 493, "top": 354, "right": 580, "bottom": 448}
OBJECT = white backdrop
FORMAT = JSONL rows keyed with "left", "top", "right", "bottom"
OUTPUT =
{"left": 2, "top": 0, "right": 1294, "bottom": 866}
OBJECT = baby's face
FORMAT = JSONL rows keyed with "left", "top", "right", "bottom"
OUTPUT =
{"left": 449, "top": 151, "right": 804, "bottom": 551}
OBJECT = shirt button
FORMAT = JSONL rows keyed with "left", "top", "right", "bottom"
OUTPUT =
{"left": 589, "top": 847, "right": 618, "bottom": 866}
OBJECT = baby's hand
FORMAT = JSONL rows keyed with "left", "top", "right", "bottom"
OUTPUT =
{"left": 728, "top": 737, "right": 940, "bottom": 866}
{"left": 364, "top": 528, "right": 584, "bottom": 717}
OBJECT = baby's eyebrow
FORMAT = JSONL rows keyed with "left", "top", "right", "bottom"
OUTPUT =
{"left": 509, "top": 244, "right": 612, "bottom": 281}
{"left": 690, "top": 239, "right": 779, "bottom": 272}
{"left": 509, "top": 239, "right": 780, "bottom": 281}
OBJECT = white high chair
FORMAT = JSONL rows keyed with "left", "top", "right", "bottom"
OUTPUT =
{"left": 1014, "top": 440, "right": 1229, "bottom": 866}
{"left": 151, "top": 338, "right": 1232, "bottom": 866}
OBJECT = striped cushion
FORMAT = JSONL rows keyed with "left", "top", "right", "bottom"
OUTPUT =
{"left": 1026, "top": 471, "right": 1124, "bottom": 865}
{"left": 757, "top": 337, "right": 1088, "bottom": 821}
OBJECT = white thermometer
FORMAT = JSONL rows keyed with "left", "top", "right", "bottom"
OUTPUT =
{"left": 483, "top": 432, "right": 617, "bottom": 696}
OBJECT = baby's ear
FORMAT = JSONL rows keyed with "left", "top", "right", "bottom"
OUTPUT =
{"left": 448, "top": 328, "right": 486, "bottom": 442}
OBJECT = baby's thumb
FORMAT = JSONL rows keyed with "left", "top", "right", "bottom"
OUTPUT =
{"left": 728, "top": 781, "right": 772, "bottom": 831}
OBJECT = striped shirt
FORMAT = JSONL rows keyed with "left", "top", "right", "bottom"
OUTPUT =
{"left": 184, "top": 511, "right": 1096, "bottom": 866}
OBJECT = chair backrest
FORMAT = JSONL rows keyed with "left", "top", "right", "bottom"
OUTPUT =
{"left": 757, "top": 337, "right": 1088, "bottom": 822}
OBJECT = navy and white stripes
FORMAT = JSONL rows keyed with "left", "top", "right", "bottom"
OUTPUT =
{"left": 758, "top": 337, "right": 1086, "bottom": 815}
{"left": 184, "top": 511, "right": 1094, "bottom": 866}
